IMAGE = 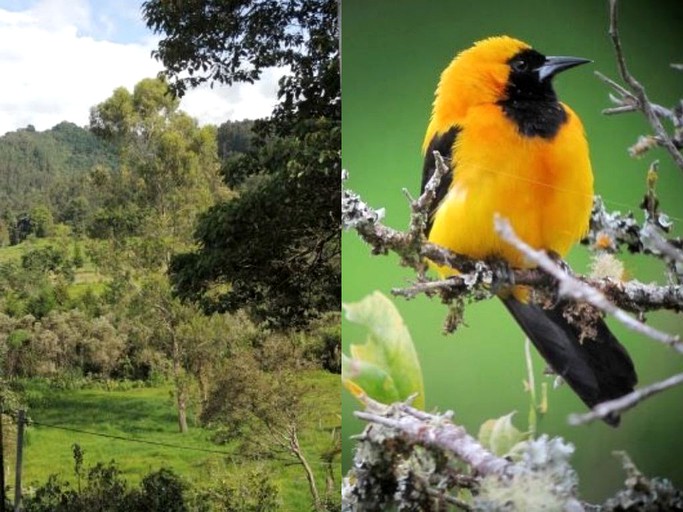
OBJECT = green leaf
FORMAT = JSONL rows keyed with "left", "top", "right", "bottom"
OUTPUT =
{"left": 478, "top": 412, "right": 526, "bottom": 457}
{"left": 341, "top": 354, "right": 400, "bottom": 404}
{"left": 342, "top": 291, "right": 425, "bottom": 409}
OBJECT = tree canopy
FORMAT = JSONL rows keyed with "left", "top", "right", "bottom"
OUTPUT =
{"left": 142, "top": 0, "right": 337, "bottom": 97}
{"left": 144, "top": 0, "right": 340, "bottom": 327}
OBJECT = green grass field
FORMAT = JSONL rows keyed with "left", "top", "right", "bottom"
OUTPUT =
{"left": 0, "top": 237, "right": 53, "bottom": 264}
{"left": 16, "top": 371, "right": 340, "bottom": 509}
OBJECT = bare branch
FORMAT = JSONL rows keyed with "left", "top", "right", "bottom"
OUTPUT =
{"left": 604, "top": 0, "right": 683, "bottom": 170}
{"left": 568, "top": 371, "right": 683, "bottom": 426}
{"left": 595, "top": 72, "right": 674, "bottom": 120}
{"left": 494, "top": 215, "right": 682, "bottom": 348}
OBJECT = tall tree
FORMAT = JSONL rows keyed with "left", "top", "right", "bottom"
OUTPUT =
{"left": 88, "top": 78, "right": 226, "bottom": 430}
{"left": 143, "top": 0, "right": 340, "bottom": 327}
{"left": 89, "top": 77, "right": 223, "bottom": 268}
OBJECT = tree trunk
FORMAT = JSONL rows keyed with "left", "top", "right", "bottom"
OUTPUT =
{"left": 172, "top": 337, "right": 189, "bottom": 433}
{"left": 197, "top": 365, "right": 209, "bottom": 403}
{"left": 289, "top": 423, "right": 323, "bottom": 512}
{"left": 176, "top": 388, "right": 188, "bottom": 434}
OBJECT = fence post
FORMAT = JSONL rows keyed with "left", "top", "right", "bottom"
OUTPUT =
{"left": 0, "top": 399, "right": 5, "bottom": 512}
{"left": 13, "top": 411, "right": 24, "bottom": 512}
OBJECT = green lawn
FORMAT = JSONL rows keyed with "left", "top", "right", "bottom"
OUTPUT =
{"left": 17, "top": 371, "right": 340, "bottom": 509}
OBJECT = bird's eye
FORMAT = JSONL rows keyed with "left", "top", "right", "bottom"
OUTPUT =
{"left": 512, "top": 59, "right": 529, "bottom": 72}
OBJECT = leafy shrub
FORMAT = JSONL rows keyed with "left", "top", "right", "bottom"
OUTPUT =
{"left": 130, "top": 468, "right": 188, "bottom": 512}
{"left": 189, "top": 466, "right": 279, "bottom": 512}
{"left": 24, "top": 460, "right": 191, "bottom": 512}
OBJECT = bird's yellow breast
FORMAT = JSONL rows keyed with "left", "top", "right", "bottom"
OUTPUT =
{"left": 428, "top": 103, "right": 593, "bottom": 269}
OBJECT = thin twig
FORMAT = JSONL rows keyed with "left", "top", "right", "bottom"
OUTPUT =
{"left": 607, "top": 0, "right": 683, "bottom": 170}
{"left": 494, "top": 215, "right": 682, "bottom": 349}
{"left": 595, "top": 71, "right": 674, "bottom": 120}
{"left": 568, "top": 371, "right": 683, "bottom": 425}
{"left": 426, "top": 487, "right": 473, "bottom": 511}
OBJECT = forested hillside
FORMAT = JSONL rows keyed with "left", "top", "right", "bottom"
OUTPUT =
{"left": 0, "top": 122, "right": 118, "bottom": 244}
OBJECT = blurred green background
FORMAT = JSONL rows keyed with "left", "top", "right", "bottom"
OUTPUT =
{"left": 341, "top": 0, "right": 683, "bottom": 503}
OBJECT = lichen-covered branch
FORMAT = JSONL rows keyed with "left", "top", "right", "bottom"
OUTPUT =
{"left": 585, "top": 195, "right": 682, "bottom": 264}
{"left": 342, "top": 170, "right": 683, "bottom": 317}
{"left": 342, "top": 157, "right": 493, "bottom": 276}
{"left": 603, "top": 452, "right": 683, "bottom": 510}
{"left": 343, "top": 397, "right": 584, "bottom": 511}
{"left": 343, "top": 398, "right": 683, "bottom": 511}
{"left": 494, "top": 216, "right": 681, "bottom": 348}
{"left": 355, "top": 406, "right": 514, "bottom": 479}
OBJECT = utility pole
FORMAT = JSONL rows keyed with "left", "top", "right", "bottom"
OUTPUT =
{"left": 13, "top": 411, "right": 24, "bottom": 512}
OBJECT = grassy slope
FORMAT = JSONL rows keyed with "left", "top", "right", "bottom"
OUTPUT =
{"left": 1, "top": 239, "right": 341, "bottom": 507}
{"left": 0, "top": 235, "right": 108, "bottom": 296}
{"left": 0, "top": 237, "right": 53, "bottom": 264}
{"left": 19, "top": 371, "right": 340, "bottom": 509}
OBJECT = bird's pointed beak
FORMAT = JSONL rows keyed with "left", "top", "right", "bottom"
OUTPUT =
{"left": 537, "top": 56, "right": 592, "bottom": 81}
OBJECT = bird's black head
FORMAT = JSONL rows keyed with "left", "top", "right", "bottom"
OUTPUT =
{"left": 505, "top": 48, "right": 591, "bottom": 102}
{"left": 500, "top": 48, "right": 590, "bottom": 138}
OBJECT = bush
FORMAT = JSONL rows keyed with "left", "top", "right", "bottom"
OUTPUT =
{"left": 23, "top": 461, "right": 130, "bottom": 512}
{"left": 23, "top": 461, "right": 191, "bottom": 512}
{"left": 131, "top": 468, "right": 188, "bottom": 512}
{"left": 26, "top": 285, "right": 57, "bottom": 319}
{"left": 190, "top": 467, "right": 279, "bottom": 512}
{"left": 301, "top": 313, "right": 341, "bottom": 373}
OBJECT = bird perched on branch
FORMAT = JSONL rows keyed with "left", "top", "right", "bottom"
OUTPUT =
{"left": 421, "top": 36, "right": 637, "bottom": 426}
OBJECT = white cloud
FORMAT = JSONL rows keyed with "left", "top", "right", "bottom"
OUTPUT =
{"left": 181, "top": 66, "right": 286, "bottom": 125}
{"left": 0, "top": 1, "right": 282, "bottom": 136}
{"left": 31, "top": 0, "right": 92, "bottom": 34}
{"left": 0, "top": 5, "right": 162, "bottom": 134}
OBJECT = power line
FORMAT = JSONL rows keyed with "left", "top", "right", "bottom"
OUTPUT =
{"left": 28, "top": 419, "right": 338, "bottom": 467}
{"left": 3, "top": 408, "right": 339, "bottom": 467}
{"left": 29, "top": 420, "right": 234, "bottom": 456}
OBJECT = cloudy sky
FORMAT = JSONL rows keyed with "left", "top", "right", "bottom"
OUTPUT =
{"left": 0, "top": 0, "right": 283, "bottom": 136}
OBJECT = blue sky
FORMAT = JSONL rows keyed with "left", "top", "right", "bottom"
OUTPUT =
{"left": 0, "top": 0, "right": 151, "bottom": 43}
{"left": 0, "top": 0, "right": 282, "bottom": 135}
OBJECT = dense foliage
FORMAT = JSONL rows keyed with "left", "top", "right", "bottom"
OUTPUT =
{"left": 23, "top": 453, "right": 279, "bottom": 512}
{"left": 143, "top": 0, "right": 341, "bottom": 327}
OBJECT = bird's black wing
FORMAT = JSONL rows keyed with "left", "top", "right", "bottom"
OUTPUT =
{"left": 421, "top": 126, "right": 461, "bottom": 236}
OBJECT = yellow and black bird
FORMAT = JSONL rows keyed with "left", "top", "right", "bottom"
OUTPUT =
{"left": 421, "top": 36, "right": 637, "bottom": 426}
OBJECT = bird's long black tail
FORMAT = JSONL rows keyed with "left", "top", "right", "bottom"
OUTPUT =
{"left": 501, "top": 296, "right": 637, "bottom": 426}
